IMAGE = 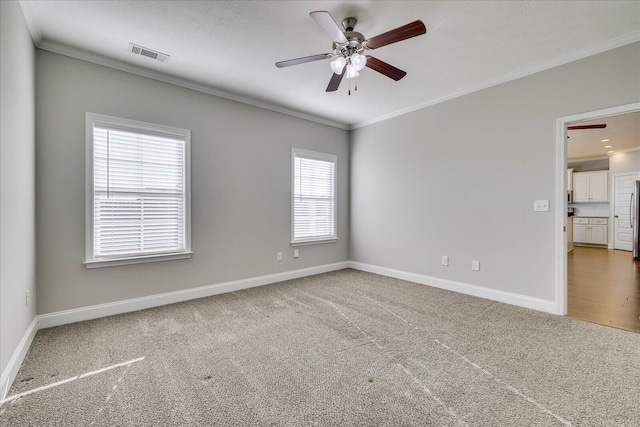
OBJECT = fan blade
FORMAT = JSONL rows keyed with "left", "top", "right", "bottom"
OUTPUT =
{"left": 567, "top": 124, "right": 607, "bottom": 130}
{"left": 310, "top": 11, "right": 348, "bottom": 44}
{"left": 365, "top": 56, "right": 407, "bottom": 81}
{"left": 276, "top": 54, "right": 331, "bottom": 68}
{"left": 326, "top": 66, "right": 346, "bottom": 92}
{"left": 364, "top": 20, "right": 427, "bottom": 50}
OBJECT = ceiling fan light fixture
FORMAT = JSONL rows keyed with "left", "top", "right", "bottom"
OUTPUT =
{"left": 345, "top": 64, "right": 359, "bottom": 79}
{"left": 330, "top": 57, "right": 346, "bottom": 74}
{"left": 351, "top": 53, "right": 367, "bottom": 71}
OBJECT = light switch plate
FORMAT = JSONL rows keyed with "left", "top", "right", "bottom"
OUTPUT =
{"left": 472, "top": 260, "right": 480, "bottom": 271}
{"left": 534, "top": 200, "right": 549, "bottom": 212}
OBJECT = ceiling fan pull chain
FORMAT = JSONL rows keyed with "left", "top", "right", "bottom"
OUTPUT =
{"left": 348, "top": 79, "right": 351, "bottom": 96}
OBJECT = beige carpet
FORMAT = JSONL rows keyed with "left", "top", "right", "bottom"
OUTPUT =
{"left": 1, "top": 269, "right": 639, "bottom": 426}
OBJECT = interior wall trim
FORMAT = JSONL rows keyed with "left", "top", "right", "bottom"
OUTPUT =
{"left": 350, "top": 31, "right": 640, "bottom": 130}
{"left": 35, "top": 40, "right": 349, "bottom": 131}
{"left": 1, "top": 317, "right": 39, "bottom": 404}
{"left": 349, "top": 261, "right": 558, "bottom": 314}
{"left": 5, "top": 260, "right": 558, "bottom": 404}
{"left": 24, "top": 20, "right": 638, "bottom": 133}
{"left": 555, "top": 102, "right": 640, "bottom": 316}
{"left": 37, "top": 261, "right": 350, "bottom": 329}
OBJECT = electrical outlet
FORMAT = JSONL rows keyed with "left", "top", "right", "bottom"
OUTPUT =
{"left": 277, "top": 252, "right": 283, "bottom": 261}
{"left": 26, "top": 290, "right": 30, "bottom": 307}
{"left": 441, "top": 256, "right": 449, "bottom": 266}
{"left": 293, "top": 249, "right": 299, "bottom": 258}
{"left": 472, "top": 260, "right": 480, "bottom": 271}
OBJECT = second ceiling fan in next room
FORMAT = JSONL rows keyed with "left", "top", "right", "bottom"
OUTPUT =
{"left": 276, "top": 11, "right": 427, "bottom": 94}
{"left": 567, "top": 124, "right": 607, "bottom": 130}
{"left": 567, "top": 123, "right": 606, "bottom": 139}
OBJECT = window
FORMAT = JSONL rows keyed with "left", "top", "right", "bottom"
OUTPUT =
{"left": 291, "top": 148, "right": 337, "bottom": 245}
{"left": 85, "top": 113, "right": 191, "bottom": 268}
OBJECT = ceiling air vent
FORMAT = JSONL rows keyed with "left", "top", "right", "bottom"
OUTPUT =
{"left": 128, "top": 43, "right": 169, "bottom": 63}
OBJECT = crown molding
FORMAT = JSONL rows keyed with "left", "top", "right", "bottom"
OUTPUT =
{"left": 568, "top": 155, "right": 610, "bottom": 163}
{"left": 350, "top": 30, "right": 640, "bottom": 130}
{"left": 568, "top": 146, "right": 640, "bottom": 163}
{"left": 567, "top": 147, "right": 640, "bottom": 163}
{"left": 18, "top": 0, "right": 43, "bottom": 45}
{"left": 37, "top": 40, "right": 350, "bottom": 131}
{"left": 19, "top": 0, "right": 640, "bottom": 133}
{"left": 612, "top": 145, "right": 640, "bottom": 155}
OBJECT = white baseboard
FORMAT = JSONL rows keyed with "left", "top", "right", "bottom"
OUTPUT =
{"left": 349, "top": 261, "right": 558, "bottom": 314}
{"left": 1, "top": 316, "right": 39, "bottom": 404}
{"left": 2, "top": 260, "right": 555, "bottom": 405}
{"left": 38, "top": 261, "right": 350, "bottom": 329}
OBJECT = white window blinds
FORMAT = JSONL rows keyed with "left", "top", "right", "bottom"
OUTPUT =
{"left": 86, "top": 113, "right": 191, "bottom": 266}
{"left": 292, "top": 149, "right": 337, "bottom": 243}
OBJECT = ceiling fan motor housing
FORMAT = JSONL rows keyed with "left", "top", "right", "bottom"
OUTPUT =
{"left": 333, "top": 31, "right": 366, "bottom": 56}
{"left": 341, "top": 17, "right": 358, "bottom": 32}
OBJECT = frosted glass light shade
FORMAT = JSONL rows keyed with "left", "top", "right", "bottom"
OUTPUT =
{"left": 351, "top": 53, "right": 367, "bottom": 71}
{"left": 345, "top": 64, "right": 359, "bottom": 79}
{"left": 330, "top": 57, "right": 346, "bottom": 74}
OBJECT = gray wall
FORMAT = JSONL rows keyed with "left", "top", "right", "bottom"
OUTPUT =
{"left": 0, "top": 1, "right": 37, "bottom": 375}
{"left": 610, "top": 150, "right": 640, "bottom": 175}
{"left": 36, "top": 50, "right": 349, "bottom": 314}
{"left": 350, "top": 42, "right": 640, "bottom": 301}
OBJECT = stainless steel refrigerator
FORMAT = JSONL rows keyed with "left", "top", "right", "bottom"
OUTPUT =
{"left": 634, "top": 181, "right": 640, "bottom": 260}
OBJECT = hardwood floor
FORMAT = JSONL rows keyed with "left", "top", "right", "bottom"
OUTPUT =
{"left": 568, "top": 246, "right": 640, "bottom": 333}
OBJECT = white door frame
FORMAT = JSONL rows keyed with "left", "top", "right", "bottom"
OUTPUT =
{"left": 555, "top": 102, "right": 640, "bottom": 316}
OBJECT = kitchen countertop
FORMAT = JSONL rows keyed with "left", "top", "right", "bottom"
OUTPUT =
{"left": 573, "top": 216, "right": 609, "bottom": 218}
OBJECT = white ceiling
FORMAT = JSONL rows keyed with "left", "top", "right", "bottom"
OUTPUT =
{"left": 568, "top": 111, "right": 640, "bottom": 161}
{"left": 19, "top": 1, "right": 640, "bottom": 129}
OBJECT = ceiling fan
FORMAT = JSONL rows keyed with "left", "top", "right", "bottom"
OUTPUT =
{"left": 275, "top": 11, "right": 427, "bottom": 93}
{"left": 566, "top": 123, "right": 606, "bottom": 139}
{"left": 567, "top": 124, "right": 606, "bottom": 130}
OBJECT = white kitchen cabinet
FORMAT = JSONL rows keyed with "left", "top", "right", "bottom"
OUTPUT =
{"left": 573, "top": 173, "right": 589, "bottom": 202}
{"left": 567, "top": 168, "right": 573, "bottom": 191}
{"left": 589, "top": 172, "right": 608, "bottom": 202}
{"left": 573, "top": 226, "right": 587, "bottom": 243}
{"left": 572, "top": 171, "right": 608, "bottom": 202}
{"left": 573, "top": 217, "right": 608, "bottom": 245}
{"left": 589, "top": 224, "right": 607, "bottom": 244}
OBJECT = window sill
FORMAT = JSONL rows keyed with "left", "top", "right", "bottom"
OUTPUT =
{"left": 290, "top": 238, "right": 338, "bottom": 247}
{"left": 84, "top": 251, "right": 193, "bottom": 269}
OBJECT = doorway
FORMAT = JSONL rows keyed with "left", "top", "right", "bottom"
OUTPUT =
{"left": 556, "top": 103, "right": 640, "bottom": 333}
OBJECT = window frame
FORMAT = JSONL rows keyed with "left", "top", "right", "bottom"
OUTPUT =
{"left": 84, "top": 112, "right": 192, "bottom": 268}
{"left": 290, "top": 148, "right": 338, "bottom": 246}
